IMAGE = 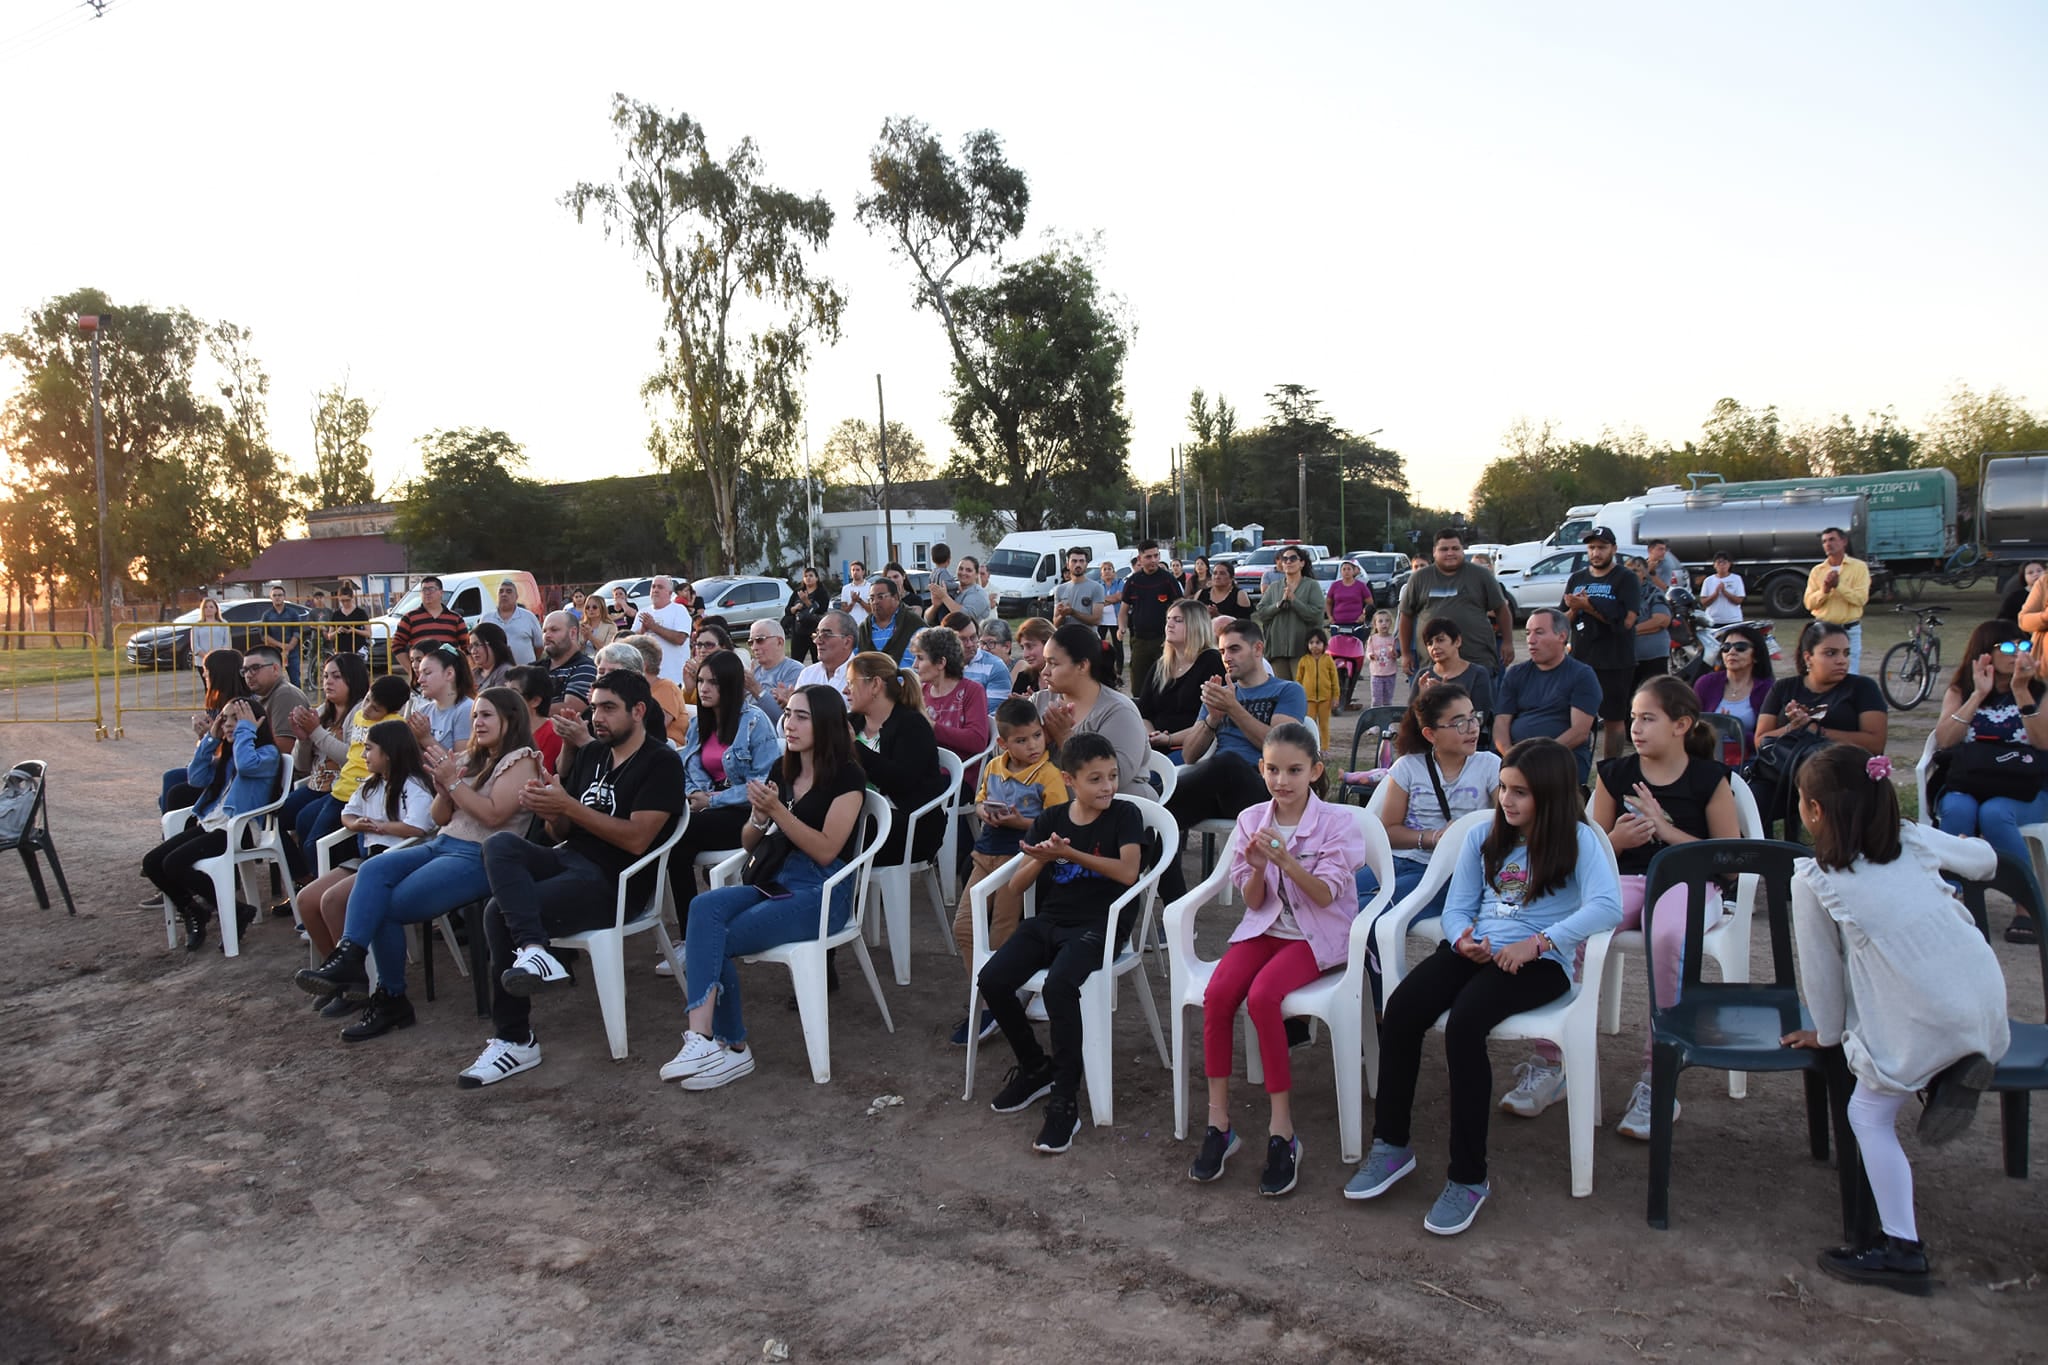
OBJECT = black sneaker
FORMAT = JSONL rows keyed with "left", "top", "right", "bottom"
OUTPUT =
{"left": 340, "top": 989, "right": 416, "bottom": 1043}
{"left": 1918, "top": 1053, "right": 1996, "bottom": 1147}
{"left": 295, "top": 940, "right": 369, "bottom": 999}
{"left": 1189, "top": 1126, "right": 1241, "bottom": 1182}
{"left": 1032, "top": 1096, "right": 1080, "bottom": 1154}
{"left": 1259, "top": 1135, "right": 1303, "bottom": 1196}
{"left": 989, "top": 1060, "right": 1055, "bottom": 1114}
{"left": 268, "top": 900, "right": 295, "bottom": 919}
{"left": 1817, "top": 1237, "right": 1932, "bottom": 1297}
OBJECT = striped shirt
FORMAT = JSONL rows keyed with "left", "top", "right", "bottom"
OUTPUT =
{"left": 392, "top": 606, "right": 470, "bottom": 657}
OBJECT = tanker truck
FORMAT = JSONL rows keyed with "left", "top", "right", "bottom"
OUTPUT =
{"left": 1635, "top": 489, "right": 1870, "bottom": 617}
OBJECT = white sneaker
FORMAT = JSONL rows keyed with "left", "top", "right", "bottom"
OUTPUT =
{"left": 1025, "top": 993, "right": 1049, "bottom": 1022}
{"left": 457, "top": 1035, "right": 541, "bottom": 1089}
{"left": 678, "top": 1045, "right": 756, "bottom": 1091}
{"left": 1499, "top": 1059, "right": 1567, "bottom": 1118}
{"left": 501, "top": 944, "right": 572, "bottom": 996}
{"left": 659, "top": 1030, "right": 722, "bottom": 1082}
{"left": 654, "top": 953, "right": 675, "bottom": 977}
{"left": 1616, "top": 1080, "right": 1675, "bottom": 1141}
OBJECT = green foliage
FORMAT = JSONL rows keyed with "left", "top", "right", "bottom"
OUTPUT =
{"left": 549, "top": 475, "right": 678, "bottom": 582}
{"left": 1181, "top": 383, "right": 1411, "bottom": 548}
{"left": 1919, "top": 383, "right": 2048, "bottom": 505}
{"left": 0, "top": 288, "right": 303, "bottom": 598}
{"left": 816, "top": 417, "right": 931, "bottom": 509}
{"left": 566, "top": 95, "right": 844, "bottom": 574}
{"left": 391, "top": 428, "right": 549, "bottom": 570}
{"left": 303, "top": 378, "right": 377, "bottom": 508}
{"left": 859, "top": 119, "right": 1131, "bottom": 541}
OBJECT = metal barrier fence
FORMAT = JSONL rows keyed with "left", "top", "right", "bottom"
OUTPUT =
{"left": 112, "top": 620, "right": 379, "bottom": 738}
{"left": 0, "top": 632, "right": 108, "bottom": 738}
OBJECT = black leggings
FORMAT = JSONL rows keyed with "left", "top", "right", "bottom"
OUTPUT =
{"left": 141, "top": 819, "right": 230, "bottom": 910}
{"left": 1374, "top": 940, "right": 1570, "bottom": 1186}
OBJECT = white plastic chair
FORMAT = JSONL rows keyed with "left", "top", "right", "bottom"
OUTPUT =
{"left": 962, "top": 795, "right": 1177, "bottom": 1126}
{"left": 548, "top": 814, "right": 692, "bottom": 1060}
{"left": 159, "top": 761, "right": 297, "bottom": 958}
{"left": 938, "top": 736, "right": 998, "bottom": 907}
{"left": 1143, "top": 749, "right": 1179, "bottom": 804}
{"left": 1913, "top": 728, "right": 1939, "bottom": 825}
{"left": 311, "top": 826, "right": 466, "bottom": 979}
{"left": 705, "top": 790, "right": 896, "bottom": 1082}
{"left": 1192, "top": 817, "right": 1239, "bottom": 906}
{"left": 870, "top": 749, "right": 964, "bottom": 985}
{"left": 1163, "top": 808, "right": 1395, "bottom": 1163}
{"left": 1373, "top": 810, "right": 1621, "bottom": 1198}
{"left": 1597, "top": 774, "right": 1765, "bottom": 1098}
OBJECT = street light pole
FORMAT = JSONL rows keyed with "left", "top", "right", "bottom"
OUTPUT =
{"left": 875, "top": 374, "right": 893, "bottom": 563}
{"left": 79, "top": 314, "right": 111, "bottom": 648}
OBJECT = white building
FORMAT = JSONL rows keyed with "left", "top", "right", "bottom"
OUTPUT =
{"left": 816, "top": 508, "right": 990, "bottom": 578}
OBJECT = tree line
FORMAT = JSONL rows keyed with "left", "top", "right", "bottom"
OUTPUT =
{"left": 1471, "top": 392, "right": 2048, "bottom": 543}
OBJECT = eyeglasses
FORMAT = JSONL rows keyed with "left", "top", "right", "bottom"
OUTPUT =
{"left": 814, "top": 630, "right": 846, "bottom": 640}
{"left": 1431, "top": 712, "right": 1487, "bottom": 732}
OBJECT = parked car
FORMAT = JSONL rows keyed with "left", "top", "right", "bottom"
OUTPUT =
{"left": 1342, "top": 552, "right": 1407, "bottom": 608}
{"left": 691, "top": 576, "right": 794, "bottom": 628}
{"left": 367, "top": 571, "right": 542, "bottom": 672}
{"left": 1234, "top": 542, "right": 1330, "bottom": 593}
{"left": 589, "top": 573, "right": 693, "bottom": 618}
{"left": 124, "top": 599, "right": 309, "bottom": 671}
{"left": 1494, "top": 545, "right": 1650, "bottom": 622}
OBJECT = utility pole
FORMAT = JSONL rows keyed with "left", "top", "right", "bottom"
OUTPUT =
{"left": 1175, "top": 445, "right": 1186, "bottom": 550}
{"left": 1297, "top": 447, "right": 1308, "bottom": 542}
{"left": 79, "top": 313, "right": 111, "bottom": 648}
{"left": 803, "top": 418, "right": 816, "bottom": 574}
{"left": 875, "top": 374, "right": 893, "bottom": 563}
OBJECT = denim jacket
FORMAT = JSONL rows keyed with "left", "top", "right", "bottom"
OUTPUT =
{"left": 681, "top": 701, "right": 782, "bottom": 807}
{"left": 188, "top": 719, "right": 282, "bottom": 822}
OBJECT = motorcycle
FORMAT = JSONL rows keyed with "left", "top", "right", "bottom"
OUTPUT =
{"left": 1672, "top": 602, "right": 1783, "bottom": 682}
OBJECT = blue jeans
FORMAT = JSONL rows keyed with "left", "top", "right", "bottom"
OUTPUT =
{"left": 682, "top": 852, "right": 849, "bottom": 1046}
{"left": 1356, "top": 857, "right": 1450, "bottom": 1010}
{"left": 1937, "top": 787, "right": 2048, "bottom": 879}
{"left": 290, "top": 792, "right": 345, "bottom": 877}
{"left": 341, "top": 835, "right": 489, "bottom": 998}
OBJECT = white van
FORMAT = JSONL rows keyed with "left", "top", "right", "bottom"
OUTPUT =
{"left": 368, "top": 569, "right": 542, "bottom": 672}
{"left": 986, "top": 528, "right": 1126, "bottom": 617}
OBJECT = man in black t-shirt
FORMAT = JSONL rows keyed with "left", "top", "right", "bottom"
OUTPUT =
{"left": 1564, "top": 526, "right": 1641, "bottom": 763}
{"left": 328, "top": 585, "right": 371, "bottom": 656}
{"left": 977, "top": 731, "right": 1145, "bottom": 1155}
{"left": 461, "top": 670, "right": 686, "bottom": 1089}
{"left": 1119, "top": 539, "right": 1183, "bottom": 701}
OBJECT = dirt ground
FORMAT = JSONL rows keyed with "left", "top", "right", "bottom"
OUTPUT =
{"left": 4, "top": 593, "right": 2045, "bottom": 1364}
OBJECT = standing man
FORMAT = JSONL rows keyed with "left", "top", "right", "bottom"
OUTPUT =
{"left": 391, "top": 575, "right": 470, "bottom": 681}
{"left": 742, "top": 620, "right": 804, "bottom": 725}
{"left": 837, "top": 561, "right": 873, "bottom": 628}
{"left": 328, "top": 584, "right": 371, "bottom": 657}
{"left": 1155, "top": 617, "right": 1307, "bottom": 906}
{"left": 1118, "top": 539, "right": 1182, "bottom": 699}
{"left": 634, "top": 574, "right": 693, "bottom": 686}
{"left": 1628, "top": 553, "right": 1673, "bottom": 689}
{"left": 1699, "top": 552, "right": 1746, "bottom": 627}
{"left": 1493, "top": 609, "right": 1601, "bottom": 782}
{"left": 1051, "top": 547, "right": 1105, "bottom": 640}
{"left": 1805, "top": 527, "right": 1870, "bottom": 674}
{"left": 488, "top": 581, "right": 545, "bottom": 664}
{"left": 542, "top": 611, "right": 598, "bottom": 720}
{"left": 258, "top": 582, "right": 303, "bottom": 686}
{"left": 1562, "top": 526, "right": 1640, "bottom": 763}
{"left": 461, "top": 669, "right": 686, "bottom": 1088}
{"left": 1396, "top": 529, "right": 1514, "bottom": 678}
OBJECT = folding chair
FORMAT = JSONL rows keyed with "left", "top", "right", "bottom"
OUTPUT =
{"left": 0, "top": 760, "right": 75, "bottom": 914}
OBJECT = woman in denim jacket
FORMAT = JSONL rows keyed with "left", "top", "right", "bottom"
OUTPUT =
{"left": 671, "top": 650, "right": 784, "bottom": 930}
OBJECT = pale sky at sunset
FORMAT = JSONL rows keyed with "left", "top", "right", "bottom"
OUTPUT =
{"left": 2, "top": 0, "right": 2043, "bottom": 521}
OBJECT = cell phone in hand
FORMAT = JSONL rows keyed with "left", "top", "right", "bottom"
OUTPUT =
{"left": 983, "top": 801, "right": 1015, "bottom": 820}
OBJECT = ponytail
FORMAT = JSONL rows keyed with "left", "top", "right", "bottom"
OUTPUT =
{"left": 1395, "top": 683, "right": 1471, "bottom": 756}
{"left": 1797, "top": 743, "right": 1903, "bottom": 871}
{"left": 849, "top": 650, "right": 925, "bottom": 712}
{"left": 1636, "top": 675, "right": 1715, "bottom": 761}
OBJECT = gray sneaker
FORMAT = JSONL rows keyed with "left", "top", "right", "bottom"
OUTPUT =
{"left": 1423, "top": 1179, "right": 1489, "bottom": 1235}
{"left": 1343, "top": 1139, "right": 1417, "bottom": 1201}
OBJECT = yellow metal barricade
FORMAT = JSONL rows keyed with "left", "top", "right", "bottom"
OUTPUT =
{"left": 113, "top": 619, "right": 357, "bottom": 739}
{"left": 0, "top": 632, "right": 108, "bottom": 739}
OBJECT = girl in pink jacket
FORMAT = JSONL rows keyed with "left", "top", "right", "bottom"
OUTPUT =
{"left": 1189, "top": 721, "right": 1370, "bottom": 1196}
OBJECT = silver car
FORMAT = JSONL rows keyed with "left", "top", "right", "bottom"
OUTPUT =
{"left": 1496, "top": 544, "right": 1648, "bottom": 622}
{"left": 692, "top": 576, "right": 794, "bottom": 627}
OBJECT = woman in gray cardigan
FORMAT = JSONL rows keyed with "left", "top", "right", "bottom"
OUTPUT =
{"left": 1253, "top": 547, "right": 1327, "bottom": 681}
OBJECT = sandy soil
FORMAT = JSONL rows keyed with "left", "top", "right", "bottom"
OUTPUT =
{"left": 4, "top": 613, "right": 2045, "bottom": 1364}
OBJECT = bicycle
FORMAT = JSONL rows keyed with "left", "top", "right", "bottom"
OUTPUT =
{"left": 1880, "top": 605, "right": 1943, "bottom": 710}
{"left": 1938, "top": 542, "right": 1992, "bottom": 590}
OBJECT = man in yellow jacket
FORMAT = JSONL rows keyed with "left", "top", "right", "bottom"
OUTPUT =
{"left": 1803, "top": 527, "right": 1870, "bottom": 674}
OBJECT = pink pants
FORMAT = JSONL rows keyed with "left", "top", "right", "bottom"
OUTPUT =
{"left": 1536, "top": 875, "right": 1713, "bottom": 1069}
{"left": 1202, "top": 934, "right": 1325, "bottom": 1093}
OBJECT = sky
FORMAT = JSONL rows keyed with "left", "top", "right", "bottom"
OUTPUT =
{"left": 1, "top": 0, "right": 2044, "bottom": 528}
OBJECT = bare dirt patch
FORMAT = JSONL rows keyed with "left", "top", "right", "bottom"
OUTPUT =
{"left": 2, "top": 661, "right": 2043, "bottom": 1363}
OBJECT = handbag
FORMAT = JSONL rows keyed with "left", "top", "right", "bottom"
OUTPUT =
{"left": 1943, "top": 741, "right": 2048, "bottom": 802}
{"left": 1740, "top": 722, "right": 1829, "bottom": 826}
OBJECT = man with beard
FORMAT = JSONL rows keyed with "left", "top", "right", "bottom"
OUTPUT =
{"left": 461, "top": 670, "right": 686, "bottom": 1089}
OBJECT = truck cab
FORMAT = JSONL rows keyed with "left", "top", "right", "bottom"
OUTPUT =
{"left": 987, "top": 528, "right": 1125, "bottom": 617}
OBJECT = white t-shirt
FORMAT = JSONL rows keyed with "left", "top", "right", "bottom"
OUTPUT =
{"left": 341, "top": 775, "right": 438, "bottom": 852}
{"left": 838, "top": 580, "right": 872, "bottom": 627}
{"left": 1700, "top": 572, "right": 1746, "bottom": 626}
{"left": 1388, "top": 750, "right": 1502, "bottom": 865}
{"left": 640, "top": 602, "right": 694, "bottom": 684}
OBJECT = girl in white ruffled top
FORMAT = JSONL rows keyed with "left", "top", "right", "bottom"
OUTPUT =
{"left": 1782, "top": 743, "right": 2010, "bottom": 1298}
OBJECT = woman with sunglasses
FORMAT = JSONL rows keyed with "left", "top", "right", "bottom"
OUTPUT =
{"left": 682, "top": 622, "right": 734, "bottom": 705}
{"left": 1692, "top": 623, "right": 1774, "bottom": 763}
{"left": 1931, "top": 619, "right": 2048, "bottom": 943}
{"left": 1253, "top": 547, "right": 1327, "bottom": 682}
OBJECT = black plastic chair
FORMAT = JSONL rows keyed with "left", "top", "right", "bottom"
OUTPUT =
{"left": 1641, "top": 839, "right": 1837, "bottom": 1229}
{"left": 1, "top": 760, "right": 75, "bottom": 915}
{"left": 1951, "top": 850, "right": 2048, "bottom": 1178}
{"left": 1337, "top": 705, "right": 1407, "bottom": 805}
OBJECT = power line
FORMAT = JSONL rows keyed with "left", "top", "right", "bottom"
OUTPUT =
{"left": 0, "top": 0, "right": 126, "bottom": 64}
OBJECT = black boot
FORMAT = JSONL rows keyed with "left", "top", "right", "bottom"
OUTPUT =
{"left": 295, "top": 939, "right": 370, "bottom": 999}
{"left": 175, "top": 900, "right": 207, "bottom": 952}
{"left": 233, "top": 902, "right": 259, "bottom": 942}
{"left": 340, "top": 988, "right": 416, "bottom": 1043}
{"left": 1817, "top": 1236, "right": 1932, "bottom": 1296}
